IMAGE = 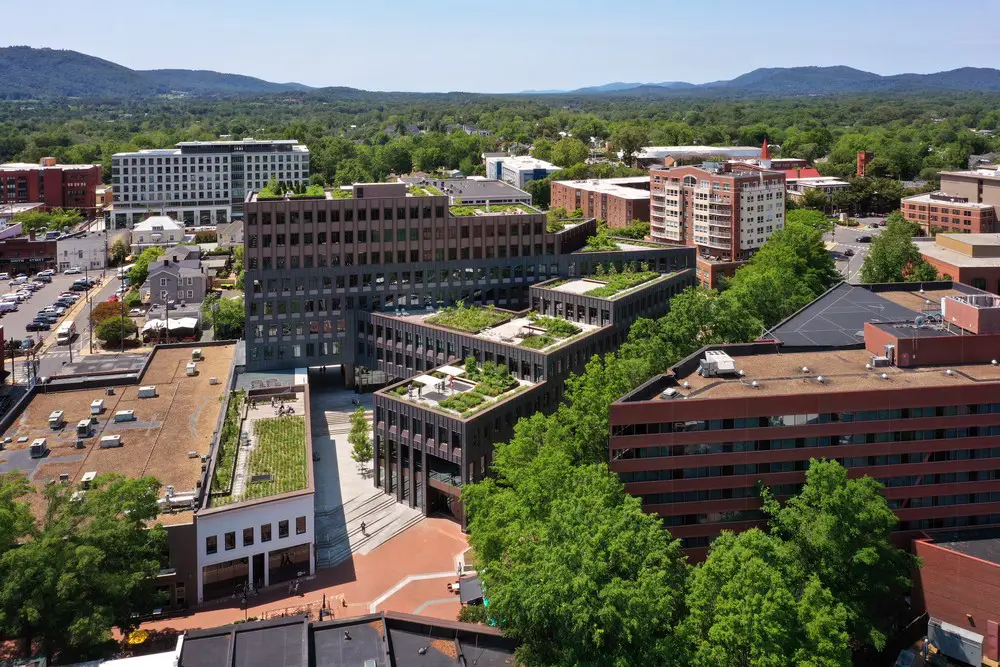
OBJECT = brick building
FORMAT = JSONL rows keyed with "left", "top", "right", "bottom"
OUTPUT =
{"left": 902, "top": 192, "right": 997, "bottom": 235}
{"left": 918, "top": 234, "right": 1000, "bottom": 295}
{"left": 649, "top": 162, "right": 785, "bottom": 288}
{"left": 0, "top": 158, "right": 102, "bottom": 216}
{"left": 0, "top": 237, "right": 57, "bottom": 274}
{"left": 609, "top": 281, "right": 1000, "bottom": 561}
{"left": 550, "top": 177, "right": 651, "bottom": 228}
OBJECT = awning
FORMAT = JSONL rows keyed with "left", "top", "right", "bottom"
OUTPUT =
{"left": 459, "top": 576, "right": 483, "bottom": 604}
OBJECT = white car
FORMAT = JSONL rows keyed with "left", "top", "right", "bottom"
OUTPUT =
{"left": 37, "top": 269, "right": 54, "bottom": 277}
{"left": 63, "top": 267, "right": 82, "bottom": 275}
{"left": 10, "top": 277, "right": 26, "bottom": 285}
{"left": 128, "top": 308, "right": 144, "bottom": 317}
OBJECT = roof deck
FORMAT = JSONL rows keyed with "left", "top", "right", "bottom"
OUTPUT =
{"left": 536, "top": 270, "right": 677, "bottom": 299}
{"left": 394, "top": 306, "right": 601, "bottom": 352}
{"left": 448, "top": 203, "right": 541, "bottom": 216}
{"left": 382, "top": 363, "right": 536, "bottom": 420}
{"left": 0, "top": 344, "right": 235, "bottom": 523}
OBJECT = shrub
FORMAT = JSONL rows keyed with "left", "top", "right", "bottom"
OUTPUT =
{"left": 585, "top": 270, "right": 658, "bottom": 298}
{"left": 90, "top": 301, "right": 124, "bottom": 326}
{"left": 391, "top": 385, "right": 409, "bottom": 396}
{"left": 457, "top": 605, "right": 487, "bottom": 624}
{"left": 527, "top": 313, "right": 581, "bottom": 338}
{"left": 95, "top": 316, "right": 137, "bottom": 346}
{"left": 124, "top": 289, "right": 142, "bottom": 309}
{"left": 439, "top": 391, "right": 485, "bottom": 414}
{"left": 427, "top": 302, "right": 510, "bottom": 333}
{"left": 520, "top": 334, "right": 556, "bottom": 349}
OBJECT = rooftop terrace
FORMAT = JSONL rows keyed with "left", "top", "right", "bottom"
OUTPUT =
{"left": 397, "top": 304, "right": 600, "bottom": 351}
{"left": 0, "top": 344, "right": 235, "bottom": 524}
{"left": 383, "top": 362, "right": 535, "bottom": 419}
{"left": 537, "top": 270, "right": 673, "bottom": 299}
{"left": 448, "top": 203, "right": 540, "bottom": 216}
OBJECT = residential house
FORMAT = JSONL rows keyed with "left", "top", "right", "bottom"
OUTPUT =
{"left": 131, "top": 215, "right": 184, "bottom": 253}
{"left": 143, "top": 257, "right": 209, "bottom": 306}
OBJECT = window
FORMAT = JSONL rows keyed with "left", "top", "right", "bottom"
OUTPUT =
{"left": 261, "top": 523, "right": 272, "bottom": 542}
{"left": 243, "top": 527, "right": 254, "bottom": 547}
{"left": 206, "top": 535, "right": 217, "bottom": 554}
{"left": 278, "top": 519, "right": 289, "bottom": 539}
{"left": 296, "top": 516, "right": 306, "bottom": 535}
{"left": 224, "top": 531, "right": 236, "bottom": 551}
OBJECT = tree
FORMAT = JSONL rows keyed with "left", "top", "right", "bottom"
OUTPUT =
{"left": 800, "top": 188, "right": 832, "bottom": 212}
{"left": 95, "top": 316, "right": 136, "bottom": 346}
{"left": 89, "top": 301, "right": 123, "bottom": 326}
{"left": 531, "top": 138, "right": 553, "bottom": 162}
{"left": 523, "top": 177, "right": 551, "bottom": 209}
{"left": 682, "top": 529, "right": 851, "bottom": 667}
{"left": 124, "top": 289, "right": 142, "bottom": 309}
{"left": 658, "top": 287, "right": 763, "bottom": 359}
{"left": 611, "top": 125, "right": 649, "bottom": 164}
{"left": 457, "top": 604, "right": 487, "bottom": 624}
{"left": 127, "top": 246, "right": 165, "bottom": 287}
{"left": 0, "top": 474, "right": 167, "bottom": 661}
{"left": 109, "top": 239, "right": 128, "bottom": 267}
{"left": 550, "top": 137, "right": 589, "bottom": 167}
{"left": 859, "top": 211, "right": 938, "bottom": 283}
{"left": 202, "top": 296, "right": 245, "bottom": 340}
{"left": 0, "top": 473, "right": 32, "bottom": 555}
{"left": 13, "top": 208, "right": 83, "bottom": 235}
{"left": 231, "top": 244, "right": 245, "bottom": 289}
{"left": 764, "top": 459, "right": 920, "bottom": 650}
{"left": 348, "top": 406, "right": 373, "bottom": 472}
{"left": 464, "top": 452, "right": 688, "bottom": 667}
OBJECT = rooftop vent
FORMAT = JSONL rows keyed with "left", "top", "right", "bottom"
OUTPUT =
{"left": 816, "top": 376, "right": 826, "bottom": 384}
{"left": 801, "top": 366, "right": 810, "bottom": 374}
{"left": 661, "top": 388, "right": 680, "bottom": 399}
{"left": 750, "top": 380, "right": 760, "bottom": 389}
{"left": 699, "top": 350, "right": 739, "bottom": 378}
{"left": 945, "top": 369, "right": 955, "bottom": 376}
{"left": 880, "top": 373, "right": 889, "bottom": 380}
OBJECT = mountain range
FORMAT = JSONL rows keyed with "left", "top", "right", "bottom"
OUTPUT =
{"left": 528, "top": 66, "right": 1000, "bottom": 97}
{"left": 5, "top": 47, "right": 1000, "bottom": 99}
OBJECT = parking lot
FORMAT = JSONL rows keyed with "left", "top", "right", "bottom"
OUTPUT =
{"left": 826, "top": 216, "right": 887, "bottom": 282}
{"left": 0, "top": 271, "right": 107, "bottom": 344}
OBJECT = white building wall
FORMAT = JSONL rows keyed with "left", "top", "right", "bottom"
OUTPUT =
{"left": 195, "top": 493, "right": 315, "bottom": 603}
{"left": 56, "top": 235, "right": 107, "bottom": 271}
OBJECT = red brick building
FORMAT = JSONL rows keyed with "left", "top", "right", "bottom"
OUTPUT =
{"left": 0, "top": 237, "right": 57, "bottom": 274}
{"left": 857, "top": 151, "right": 873, "bottom": 177}
{"left": 609, "top": 282, "right": 1000, "bottom": 561}
{"left": 919, "top": 234, "right": 1000, "bottom": 295}
{"left": 902, "top": 193, "right": 997, "bottom": 235}
{"left": 649, "top": 163, "right": 785, "bottom": 287}
{"left": 549, "top": 177, "right": 650, "bottom": 228}
{"left": 0, "top": 158, "right": 102, "bottom": 215}
{"left": 912, "top": 531, "right": 1000, "bottom": 666}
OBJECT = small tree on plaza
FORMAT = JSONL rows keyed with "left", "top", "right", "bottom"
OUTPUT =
{"left": 348, "top": 406, "right": 373, "bottom": 474}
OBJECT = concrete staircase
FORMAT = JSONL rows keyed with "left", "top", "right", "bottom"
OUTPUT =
{"left": 315, "top": 491, "right": 423, "bottom": 568}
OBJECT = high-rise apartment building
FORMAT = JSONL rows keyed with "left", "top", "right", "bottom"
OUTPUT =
{"left": 109, "top": 139, "right": 309, "bottom": 228}
{"left": 0, "top": 158, "right": 102, "bottom": 215}
{"left": 610, "top": 281, "right": 1000, "bottom": 560}
{"left": 649, "top": 163, "right": 785, "bottom": 288}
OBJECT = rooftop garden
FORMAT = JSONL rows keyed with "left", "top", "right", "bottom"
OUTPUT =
{"left": 450, "top": 203, "right": 531, "bottom": 216}
{"left": 585, "top": 263, "right": 659, "bottom": 297}
{"left": 210, "top": 390, "right": 245, "bottom": 494}
{"left": 581, "top": 229, "right": 620, "bottom": 252}
{"left": 257, "top": 178, "right": 325, "bottom": 200}
{"left": 546, "top": 206, "right": 585, "bottom": 232}
{"left": 408, "top": 184, "right": 444, "bottom": 196}
{"left": 391, "top": 359, "right": 524, "bottom": 418}
{"left": 520, "top": 312, "right": 583, "bottom": 349}
{"left": 426, "top": 302, "right": 511, "bottom": 333}
{"left": 329, "top": 187, "right": 353, "bottom": 199}
{"left": 213, "top": 415, "right": 307, "bottom": 506}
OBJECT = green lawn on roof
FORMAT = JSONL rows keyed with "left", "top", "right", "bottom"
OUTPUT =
{"left": 426, "top": 303, "right": 510, "bottom": 332}
{"left": 239, "top": 416, "right": 307, "bottom": 502}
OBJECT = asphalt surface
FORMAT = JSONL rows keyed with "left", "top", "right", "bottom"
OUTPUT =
{"left": 826, "top": 216, "right": 887, "bottom": 283}
{"left": 3, "top": 269, "right": 126, "bottom": 381}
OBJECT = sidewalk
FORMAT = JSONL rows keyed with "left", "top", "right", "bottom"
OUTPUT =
{"left": 140, "top": 516, "right": 469, "bottom": 632}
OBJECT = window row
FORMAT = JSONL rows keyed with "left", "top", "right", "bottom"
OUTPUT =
{"left": 204, "top": 516, "right": 307, "bottom": 555}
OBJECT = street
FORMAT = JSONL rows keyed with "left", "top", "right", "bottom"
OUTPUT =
{"left": 825, "top": 216, "right": 887, "bottom": 283}
{"left": 4, "top": 269, "right": 125, "bottom": 382}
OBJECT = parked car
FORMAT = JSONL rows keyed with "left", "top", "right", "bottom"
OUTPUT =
{"left": 69, "top": 283, "right": 89, "bottom": 292}
{"left": 33, "top": 275, "right": 51, "bottom": 283}
{"left": 855, "top": 235, "right": 872, "bottom": 243}
{"left": 25, "top": 321, "right": 51, "bottom": 332}
{"left": 879, "top": 220, "right": 887, "bottom": 227}
{"left": 0, "top": 273, "right": 9, "bottom": 281}
{"left": 58, "top": 292, "right": 79, "bottom": 300}
{"left": 63, "top": 267, "right": 82, "bottom": 275}
{"left": 37, "top": 269, "right": 54, "bottom": 277}
{"left": 844, "top": 248, "right": 855, "bottom": 256}
{"left": 10, "top": 277, "right": 26, "bottom": 285}
{"left": 128, "top": 308, "right": 144, "bottom": 317}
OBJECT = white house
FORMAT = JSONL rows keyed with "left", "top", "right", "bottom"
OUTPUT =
{"left": 131, "top": 215, "right": 184, "bottom": 253}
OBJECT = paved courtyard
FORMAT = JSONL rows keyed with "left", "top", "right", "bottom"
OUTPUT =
{"left": 140, "top": 517, "right": 470, "bottom": 632}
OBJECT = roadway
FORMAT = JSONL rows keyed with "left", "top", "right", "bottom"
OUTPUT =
{"left": 825, "top": 216, "right": 887, "bottom": 283}
{"left": 3, "top": 269, "right": 125, "bottom": 382}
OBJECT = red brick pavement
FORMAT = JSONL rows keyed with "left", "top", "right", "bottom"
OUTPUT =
{"left": 141, "top": 517, "right": 469, "bottom": 633}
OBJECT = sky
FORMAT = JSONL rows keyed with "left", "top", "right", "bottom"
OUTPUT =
{"left": 3, "top": 0, "right": 1000, "bottom": 93}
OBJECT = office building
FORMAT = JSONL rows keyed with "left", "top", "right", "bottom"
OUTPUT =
{"left": 109, "top": 139, "right": 310, "bottom": 228}
{"left": 0, "top": 157, "right": 102, "bottom": 216}
{"left": 550, "top": 176, "right": 651, "bottom": 228}
{"left": 918, "top": 234, "right": 1000, "bottom": 294}
{"left": 902, "top": 191, "right": 997, "bottom": 235}
{"left": 372, "top": 263, "right": 694, "bottom": 521}
{"left": 786, "top": 176, "right": 851, "bottom": 206}
{"left": 483, "top": 154, "right": 559, "bottom": 188}
{"left": 649, "top": 162, "right": 786, "bottom": 288}
{"left": 399, "top": 176, "right": 532, "bottom": 207}
{"left": 610, "top": 281, "right": 1000, "bottom": 562}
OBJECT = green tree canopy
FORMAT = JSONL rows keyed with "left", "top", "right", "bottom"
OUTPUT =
{"left": 201, "top": 294, "right": 245, "bottom": 340}
{"left": 13, "top": 208, "right": 83, "bottom": 235}
{"left": 348, "top": 406, "right": 373, "bottom": 472}
{"left": 859, "top": 211, "right": 938, "bottom": 283}
{"left": 127, "top": 246, "right": 166, "bottom": 287}
{"left": 0, "top": 474, "right": 167, "bottom": 661}
{"left": 764, "top": 459, "right": 920, "bottom": 650}
{"left": 550, "top": 137, "right": 589, "bottom": 167}
{"left": 95, "top": 315, "right": 137, "bottom": 346}
{"left": 611, "top": 125, "right": 649, "bottom": 163}
{"left": 109, "top": 238, "right": 129, "bottom": 267}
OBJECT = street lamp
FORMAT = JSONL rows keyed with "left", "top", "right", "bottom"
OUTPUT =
{"left": 234, "top": 581, "right": 257, "bottom": 622}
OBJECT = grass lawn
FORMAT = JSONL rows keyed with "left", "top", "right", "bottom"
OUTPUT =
{"left": 427, "top": 304, "right": 510, "bottom": 333}
{"left": 240, "top": 416, "right": 307, "bottom": 501}
{"left": 210, "top": 391, "right": 244, "bottom": 493}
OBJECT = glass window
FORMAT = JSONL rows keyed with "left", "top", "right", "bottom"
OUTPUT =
{"left": 224, "top": 531, "right": 236, "bottom": 550}
{"left": 206, "top": 535, "right": 217, "bottom": 554}
{"left": 296, "top": 516, "right": 306, "bottom": 534}
{"left": 243, "top": 527, "right": 254, "bottom": 547}
{"left": 279, "top": 520, "right": 289, "bottom": 539}
{"left": 261, "top": 523, "right": 272, "bottom": 542}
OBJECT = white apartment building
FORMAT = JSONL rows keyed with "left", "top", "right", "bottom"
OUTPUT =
{"left": 109, "top": 139, "right": 310, "bottom": 229}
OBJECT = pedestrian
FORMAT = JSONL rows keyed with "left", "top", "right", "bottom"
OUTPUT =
{"left": 360, "top": 521, "right": 367, "bottom": 536}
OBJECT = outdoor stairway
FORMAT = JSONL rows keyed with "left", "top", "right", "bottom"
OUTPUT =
{"left": 315, "top": 491, "right": 423, "bottom": 569}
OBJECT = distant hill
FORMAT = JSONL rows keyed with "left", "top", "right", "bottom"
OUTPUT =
{"left": 0, "top": 47, "right": 313, "bottom": 99}
{"left": 549, "top": 66, "right": 1000, "bottom": 97}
